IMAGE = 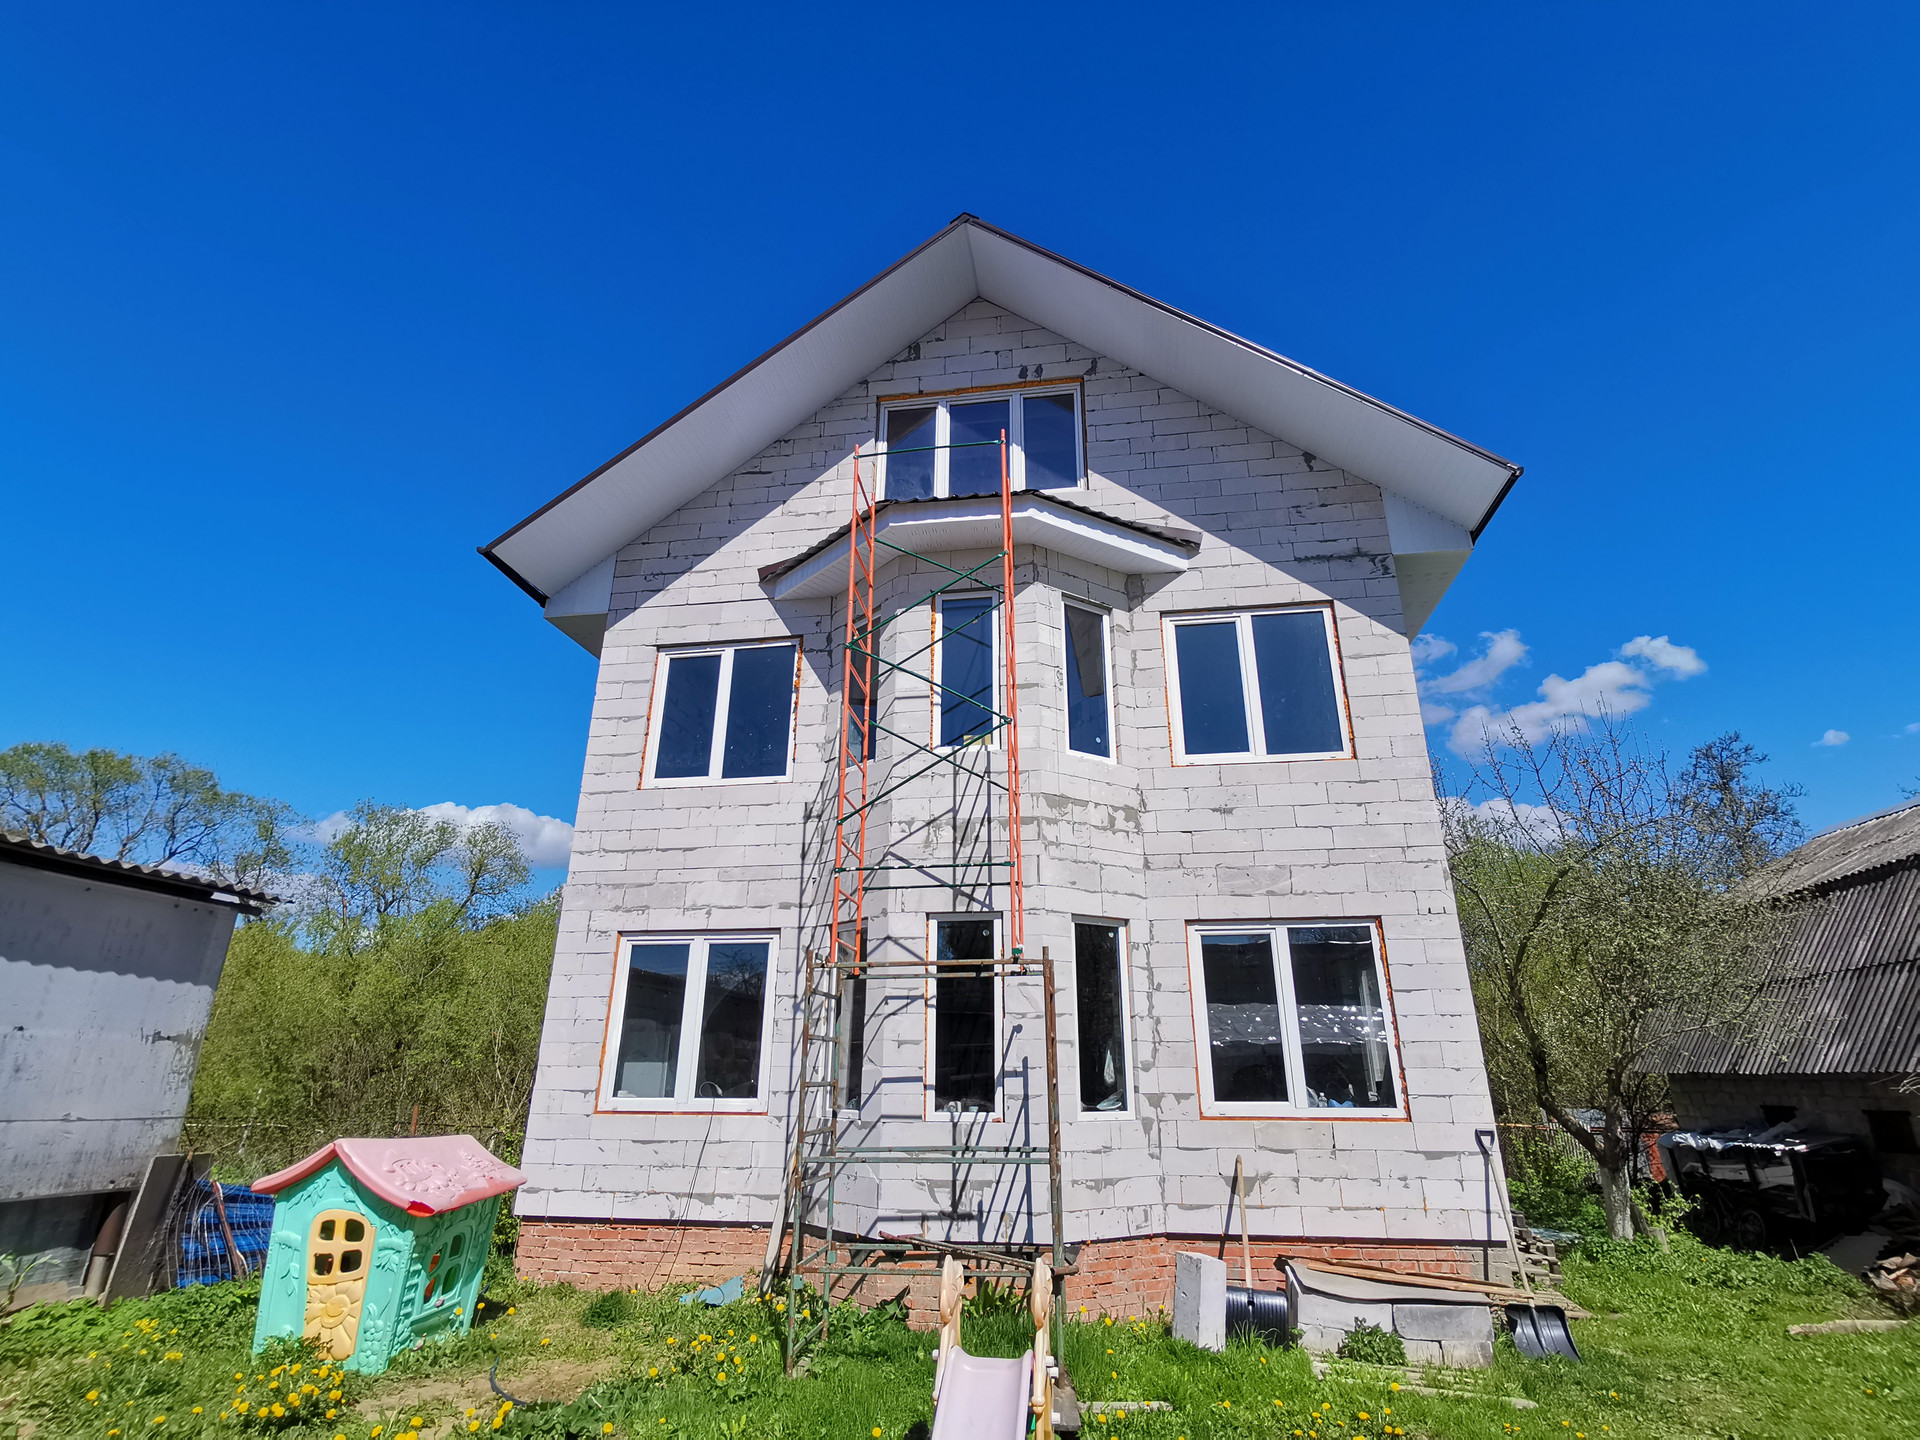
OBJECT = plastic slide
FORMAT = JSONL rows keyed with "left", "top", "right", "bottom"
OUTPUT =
{"left": 929, "top": 1254, "right": 1055, "bottom": 1440}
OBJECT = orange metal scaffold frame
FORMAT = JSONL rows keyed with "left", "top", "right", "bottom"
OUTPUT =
{"left": 783, "top": 432, "right": 1064, "bottom": 1368}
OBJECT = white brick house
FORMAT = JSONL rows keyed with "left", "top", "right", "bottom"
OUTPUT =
{"left": 482, "top": 217, "right": 1521, "bottom": 1309}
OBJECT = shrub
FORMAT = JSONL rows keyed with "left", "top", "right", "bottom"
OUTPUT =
{"left": 1336, "top": 1321, "right": 1406, "bottom": 1366}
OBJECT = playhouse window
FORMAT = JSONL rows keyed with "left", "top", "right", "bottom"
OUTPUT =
{"left": 602, "top": 934, "right": 776, "bottom": 1109}
{"left": 644, "top": 641, "right": 800, "bottom": 785}
{"left": 1074, "top": 921, "right": 1131, "bottom": 1113}
{"left": 1063, "top": 603, "right": 1112, "bottom": 759}
{"left": 318, "top": 1218, "right": 336, "bottom": 1241}
{"left": 339, "top": 1249, "right": 362, "bottom": 1274}
{"left": 1163, "top": 606, "right": 1351, "bottom": 764}
{"left": 1187, "top": 921, "right": 1402, "bottom": 1117}
{"left": 930, "top": 916, "right": 998, "bottom": 1115}
{"left": 879, "top": 386, "right": 1082, "bottom": 500}
{"left": 344, "top": 1218, "right": 364, "bottom": 1242}
{"left": 313, "top": 1253, "right": 335, "bottom": 1276}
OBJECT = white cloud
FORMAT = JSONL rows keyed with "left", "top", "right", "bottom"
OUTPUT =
{"left": 1445, "top": 796, "right": 1568, "bottom": 847}
{"left": 1816, "top": 730, "right": 1850, "bottom": 748}
{"left": 1448, "top": 659, "right": 1656, "bottom": 754}
{"left": 1420, "top": 699, "right": 1458, "bottom": 725}
{"left": 309, "top": 802, "right": 575, "bottom": 869}
{"left": 1427, "top": 629, "right": 1529, "bottom": 695}
{"left": 1620, "top": 635, "right": 1707, "bottom": 677}
{"left": 1905, "top": 722, "right": 1920, "bottom": 735}
{"left": 1410, "top": 633, "right": 1457, "bottom": 666}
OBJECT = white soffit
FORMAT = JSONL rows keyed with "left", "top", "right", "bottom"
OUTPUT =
{"left": 766, "top": 496, "right": 1198, "bottom": 602}
{"left": 481, "top": 217, "right": 1520, "bottom": 607}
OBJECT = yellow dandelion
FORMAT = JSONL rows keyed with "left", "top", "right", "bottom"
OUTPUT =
{"left": 541, "top": 1337, "right": 552, "bottom": 1346}
{"left": 873, "top": 1429, "right": 884, "bottom": 1438}
{"left": 603, "top": 1427, "right": 614, "bottom": 1435}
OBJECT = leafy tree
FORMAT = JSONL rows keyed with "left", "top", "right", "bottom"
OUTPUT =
{"left": 1445, "top": 721, "right": 1801, "bottom": 1240}
{"left": 0, "top": 741, "right": 295, "bottom": 890}
{"left": 303, "top": 801, "right": 529, "bottom": 949}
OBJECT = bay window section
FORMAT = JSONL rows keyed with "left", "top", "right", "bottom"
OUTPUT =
{"left": 604, "top": 935, "right": 775, "bottom": 1108}
{"left": 646, "top": 640, "right": 799, "bottom": 784}
{"left": 1164, "top": 606, "right": 1350, "bottom": 763}
{"left": 878, "top": 386, "right": 1083, "bottom": 499}
{"left": 1063, "top": 604, "right": 1112, "bottom": 758}
{"left": 1074, "top": 921, "right": 1130, "bottom": 1113}
{"left": 932, "top": 917, "right": 997, "bottom": 1114}
{"left": 936, "top": 596, "right": 996, "bottom": 747}
{"left": 1188, "top": 921, "right": 1400, "bottom": 1116}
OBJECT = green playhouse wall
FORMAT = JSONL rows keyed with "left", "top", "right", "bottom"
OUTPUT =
{"left": 251, "top": 1160, "right": 498, "bottom": 1374}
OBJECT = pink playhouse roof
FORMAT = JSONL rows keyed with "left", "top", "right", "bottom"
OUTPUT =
{"left": 253, "top": 1136, "right": 527, "bottom": 1216}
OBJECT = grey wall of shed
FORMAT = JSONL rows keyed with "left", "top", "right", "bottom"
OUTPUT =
{"left": 0, "top": 861, "right": 239, "bottom": 1202}
{"left": 1666, "top": 1072, "right": 1920, "bottom": 1189}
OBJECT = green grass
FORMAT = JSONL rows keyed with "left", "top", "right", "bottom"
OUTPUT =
{"left": 1, "top": 1236, "right": 1912, "bottom": 1440}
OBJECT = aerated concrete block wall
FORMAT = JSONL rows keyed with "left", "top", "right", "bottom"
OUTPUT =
{"left": 518, "top": 300, "right": 1501, "bottom": 1274}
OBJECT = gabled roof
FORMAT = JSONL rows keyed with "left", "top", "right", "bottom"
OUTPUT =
{"left": 480, "top": 215, "right": 1521, "bottom": 611}
{"left": 252, "top": 1135, "right": 526, "bottom": 1215}
{"left": 0, "top": 830, "right": 277, "bottom": 914}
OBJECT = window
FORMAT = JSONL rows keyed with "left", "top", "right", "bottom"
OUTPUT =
{"left": 1866, "top": 1109, "right": 1919, "bottom": 1155}
{"left": 935, "top": 596, "right": 997, "bottom": 747}
{"left": 1063, "top": 604, "right": 1113, "bottom": 759}
{"left": 836, "top": 932, "right": 869, "bottom": 1111}
{"left": 645, "top": 641, "right": 798, "bottom": 785}
{"left": 1187, "top": 921, "right": 1401, "bottom": 1116}
{"left": 601, "top": 934, "right": 776, "bottom": 1109}
{"left": 880, "top": 386, "right": 1083, "bottom": 500}
{"left": 845, "top": 634, "right": 879, "bottom": 761}
{"left": 1074, "top": 921, "right": 1131, "bottom": 1113}
{"left": 1163, "top": 607, "right": 1350, "bottom": 763}
{"left": 930, "top": 917, "right": 998, "bottom": 1114}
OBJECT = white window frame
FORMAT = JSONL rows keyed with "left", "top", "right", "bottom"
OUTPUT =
{"left": 1061, "top": 599, "right": 1117, "bottom": 763}
{"left": 1071, "top": 917, "right": 1136, "bottom": 1119}
{"left": 641, "top": 639, "right": 800, "bottom": 787}
{"left": 1161, "top": 605, "right": 1353, "bottom": 765}
{"left": 1185, "top": 919, "right": 1405, "bottom": 1119}
{"left": 922, "top": 913, "right": 1004, "bottom": 1120}
{"left": 877, "top": 384, "right": 1085, "bottom": 500}
{"left": 931, "top": 593, "right": 1000, "bottom": 751}
{"left": 598, "top": 931, "right": 780, "bottom": 1113}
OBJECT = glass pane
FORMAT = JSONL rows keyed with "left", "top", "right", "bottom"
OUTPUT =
{"left": 1064, "top": 607, "right": 1110, "bottom": 757}
{"left": 695, "top": 940, "right": 769, "bottom": 1099}
{"left": 845, "top": 635, "right": 878, "bottom": 762}
{"left": 614, "top": 942, "right": 690, "bottom": 1097}
{"left": 1200, "top": 933, "right": 1289, "bottom": 1103}
{"left": 656, "top": 653, "right": 721, "bottom": 778}
{"left": 1174, "top": 622, "right": 1250, "bottom": 755}
{"left": 934, "top": 919, "right": 996, "bottom": 1111}
{"left": 836, "top": 954, "right": 869, "bottom": 1110}
{"left": 949, "top": 399, "right": 1011, "bottom": 497}
{"left": 1022, "top": 391, "right": 1079, "bottom": 488}
{"left": 343, "top": 1219, "right": 363, "bottom": 1242}
{"left": 1287, "top": 927, "right": 1396, "bottom": 1108}
{"left": 885, "top": 405, "right": 936, "bottom": 500}
{"left": 318, "top": 1218, "right": 335, "bottom": 1241}
{"left": 339, "top": 1248, "right": 362, "bottom": 1274}
{"left": 1074, "top": 922, "right": 1127, "bottom": 1111}
{"left": 721, "top": 644, "right": 796, "bottom": 778}
{"left": 939, "top": 597, "right": 996, "bottom": 746}
{"left": 1251, "top": 612, "right": 1344, "bottom": 755}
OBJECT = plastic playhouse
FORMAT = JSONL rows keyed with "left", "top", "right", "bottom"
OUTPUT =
{"left": 249, "top": 1136, "right": 525, "bottom": 1372}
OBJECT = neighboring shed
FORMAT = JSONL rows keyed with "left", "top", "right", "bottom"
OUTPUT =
{"left": 1659, "top": 799, "right": 1920, "bottom": 1189}
{"left": 250, "top": 1136, "right": 525, "bottom": 1372}
{"left": 0, "top": 832, "right": 272, "bottom": 1304}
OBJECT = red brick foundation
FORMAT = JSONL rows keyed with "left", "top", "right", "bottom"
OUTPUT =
{"left": 516, "top": 1220, "right": 1490, "bottom": 1326}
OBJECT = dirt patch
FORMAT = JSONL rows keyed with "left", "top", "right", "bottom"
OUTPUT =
{"left": 359, "top": 1356, "right": 620, "bottom": 1424}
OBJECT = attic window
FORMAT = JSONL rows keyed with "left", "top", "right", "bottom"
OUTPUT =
{"left": 879, "top": 386, "right": 1082, "bottom": 500}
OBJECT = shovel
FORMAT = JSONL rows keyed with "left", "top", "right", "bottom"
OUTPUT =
{"left": 1476, "top": 1131, "right": 1581, "bottom": 1362}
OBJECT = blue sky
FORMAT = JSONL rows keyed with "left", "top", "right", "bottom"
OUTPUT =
{"left": 4, "top": 4, "right": 1917, "bottom": 876}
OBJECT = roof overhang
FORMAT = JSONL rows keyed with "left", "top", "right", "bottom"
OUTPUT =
{"left": 492, "top": 215, "right": 1520, "bottom": 642}
{"left": 759, "top": 492, "right": 1200, "bottom": 603}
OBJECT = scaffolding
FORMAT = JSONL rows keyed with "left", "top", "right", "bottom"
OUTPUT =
{"left": 783, "top": 432, "right": 1065, "bottom": 1368}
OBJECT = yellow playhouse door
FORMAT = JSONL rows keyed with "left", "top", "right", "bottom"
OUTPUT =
{"left": 304, "top": 1209, "right": 372, "bottom": 1359}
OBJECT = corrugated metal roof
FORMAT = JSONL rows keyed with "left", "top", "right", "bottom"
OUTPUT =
{"left": 0, "top": 830, "right": 279, "bottom": 913}
{"left": 1659, "top": 853, "right": 1920, "bottom": 1076}
{"left": 1756, "top": 797, "right": 1920, "bottom": 898}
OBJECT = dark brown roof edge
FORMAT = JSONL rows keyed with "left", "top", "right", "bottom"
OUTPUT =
{"left": 756, "top": 491, "right": 1204, "bottom": 587}
{"left": 0, "top": 831, "right": 278, "bottom": 915}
